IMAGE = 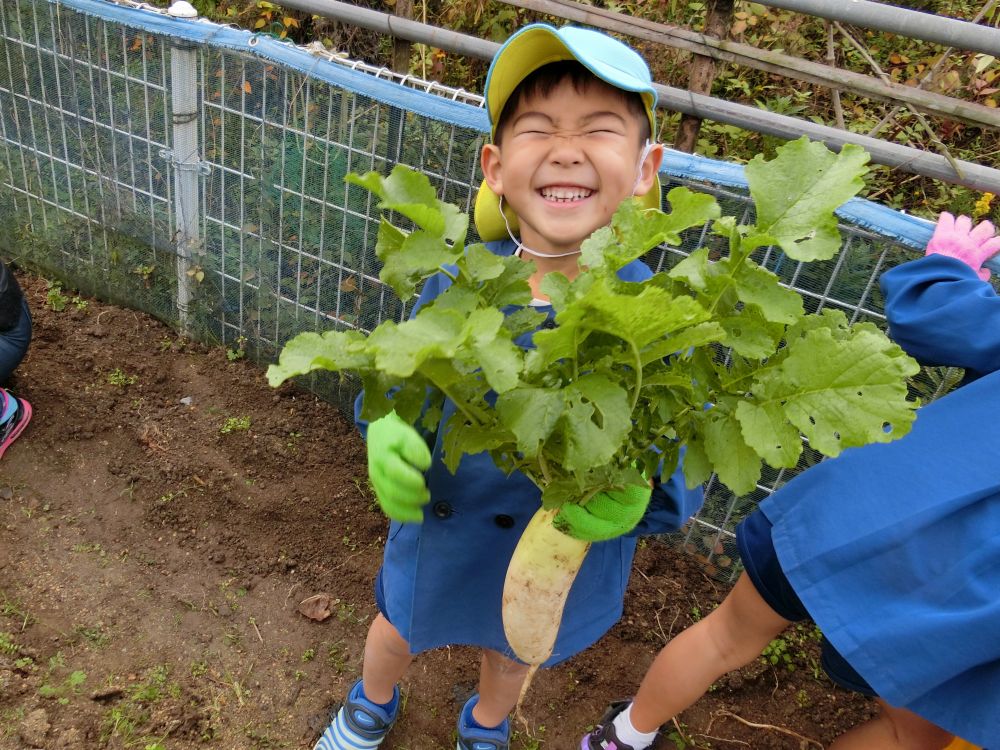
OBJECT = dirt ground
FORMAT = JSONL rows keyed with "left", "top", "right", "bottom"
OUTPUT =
{"left": 0, "top": 270, "right": 875, "bottom": 750}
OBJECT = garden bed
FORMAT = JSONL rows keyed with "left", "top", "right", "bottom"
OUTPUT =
{"left": 0, "top": 270, "right": 873, "bottom": 749}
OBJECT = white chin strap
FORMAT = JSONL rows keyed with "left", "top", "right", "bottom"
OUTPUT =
{"left": 499, "top": 139, "right": 657, "bottom": 260}
{"left": 631, "top": 139, "right": 654, "bottom": 195}
{"left": 499, "top": 195, "right": 582, "bottom": 258}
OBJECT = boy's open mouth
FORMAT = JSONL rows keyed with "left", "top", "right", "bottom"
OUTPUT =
{"left": 539, "top": 186, "right": 594, "bottom": 203}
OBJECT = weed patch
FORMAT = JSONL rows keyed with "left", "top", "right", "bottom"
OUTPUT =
{"left": 220, "top": 415, "right": 251, "bottom": 434}
{"left": 99, "top": 665, "right": 178, "bottom": 747}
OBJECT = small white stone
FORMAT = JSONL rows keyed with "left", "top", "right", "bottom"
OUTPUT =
{"left": 167, "top": 1, "right": 198, "bottom": 18}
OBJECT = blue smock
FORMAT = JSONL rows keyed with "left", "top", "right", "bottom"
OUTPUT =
{"left": 356, "top": 239, "right": 704, "bottom": 666}
{"left": 761, "top": 254, "right": 1000, "bottom": 746}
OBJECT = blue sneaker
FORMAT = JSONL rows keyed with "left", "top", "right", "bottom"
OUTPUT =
{"left": 313, "top": 679, "right": 399, "bottom": 750}
{"left": 456, "top": 695, "right": 509, "bottom": 750}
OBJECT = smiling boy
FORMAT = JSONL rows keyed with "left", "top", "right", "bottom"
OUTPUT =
{"left": 312, "top": 23, "right": 703, "bottom": 750}
{"left": 476, "top": 25, "right": 661, "bottom": 298}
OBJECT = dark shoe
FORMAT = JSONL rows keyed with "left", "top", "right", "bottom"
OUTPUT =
{"left": 580, "top": 701, "right": 640, "bottom": 750}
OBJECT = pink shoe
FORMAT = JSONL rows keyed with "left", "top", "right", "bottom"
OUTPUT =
{"left": 0, "top": 390, "right": 32, "bottom": 459}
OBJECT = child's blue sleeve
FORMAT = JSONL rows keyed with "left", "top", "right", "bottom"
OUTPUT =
{"left": 881, "top": 254, "right": 1000, "bottom": 380}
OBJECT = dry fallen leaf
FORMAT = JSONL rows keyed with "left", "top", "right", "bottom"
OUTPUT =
{"left": 298, "top": 593, "right": 337, "bottom": 622}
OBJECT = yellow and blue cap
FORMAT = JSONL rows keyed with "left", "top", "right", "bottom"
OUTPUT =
{"left": 475, "top": 23, "right": 661, "bottom": 241}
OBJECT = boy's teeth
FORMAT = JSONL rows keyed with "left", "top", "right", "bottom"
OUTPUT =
{"left": 540, "top": 187, "right": 593, "bottom": 201}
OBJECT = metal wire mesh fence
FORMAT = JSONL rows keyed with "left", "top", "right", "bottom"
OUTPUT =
{"left": 0, "top": 0, "right": 952, "bottom": 579}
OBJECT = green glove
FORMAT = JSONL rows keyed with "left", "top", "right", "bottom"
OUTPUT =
{"left": 553, "top": 484, "right": 653, "bottom": 542}
{"left": 366, "top": 411, "right": 432, "bottom": 523}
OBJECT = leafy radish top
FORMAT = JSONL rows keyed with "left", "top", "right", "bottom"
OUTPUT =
{"left": 268, "top": 137, "right": 919, "bottom": 508}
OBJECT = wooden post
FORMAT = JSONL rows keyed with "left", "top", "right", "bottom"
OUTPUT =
{"left": 391, "top": 0, "right": 414, "bottom": 74}
{"left": 386, "top": 0, "right": 414, "bottom": 165}
{"left": 674, "top": 0, "right": 735, "bottom": 153}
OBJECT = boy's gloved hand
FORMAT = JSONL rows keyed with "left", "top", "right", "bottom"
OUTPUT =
{"left": 554, "top": 484, "right": 652, "bottom": 542}
{"left": 366, "top": 411, "right": 432, "bottom": 523}
{"left": 925, "top": 211, "right": 1000, "bottom": 281}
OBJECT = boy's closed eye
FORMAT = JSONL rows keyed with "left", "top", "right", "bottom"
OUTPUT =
{"left": 513, "top": 127, "right": 627, "bottom": 141}
{"left": 580, "top": 113, "right": 628, "bottom": 133}
{"left": 510, "top": 112, "right": 628, "bottom": 138}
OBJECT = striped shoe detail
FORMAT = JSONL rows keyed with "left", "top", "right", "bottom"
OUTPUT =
{"left": 313, "top": 706, "right": 385, "bottom": 750}
{"left": 312, "top": 680, "right": 398, "bottom": 750}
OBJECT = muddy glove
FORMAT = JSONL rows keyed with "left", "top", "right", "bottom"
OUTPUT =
{"left": 366, "top": 411, "right": 432, "bottom": 523}
{"left": 925, "top": 211, "right": 1000, "bottom": 281}
{"left": 554, "top": 484, "right": 652, "bottom": 542}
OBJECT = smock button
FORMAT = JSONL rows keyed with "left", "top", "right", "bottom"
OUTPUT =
{"left": 432, "top": 501, "right": 453, "bottom": 519}
{"left": 494, "top": 514, "right": 515, "bottom": 529}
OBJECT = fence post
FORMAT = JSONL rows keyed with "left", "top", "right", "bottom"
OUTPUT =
{"left": 674, "top": 0, "right": 735, "bottom": 153}
{"left": 391, "top": 0, "right": 414, "bottom": 74}
{"left": 386, "top": 0, "right": 414, "bottom": 166}
{"left": 165, "top": 1, "right": 205, "bottom": 335}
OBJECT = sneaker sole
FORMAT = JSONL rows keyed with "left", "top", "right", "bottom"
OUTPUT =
{"left": 0, "top": 397, "right": 31, "bottom": 459}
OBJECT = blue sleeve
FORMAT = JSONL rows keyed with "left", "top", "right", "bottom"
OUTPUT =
{"left": 881, "top": 254, "right": 1000, "bottom": 380}
{"left": 354, "top": 270, "right": 455, "bottom": 438}
{"left": 618, "top": 259, "right": 653, "bottom": 282}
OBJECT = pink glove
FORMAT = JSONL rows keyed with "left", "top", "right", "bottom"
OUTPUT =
{"left": 925, "top": 211, "right": 1000, "bottom": 281}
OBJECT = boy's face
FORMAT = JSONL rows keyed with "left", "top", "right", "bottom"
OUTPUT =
{"left": 481, "top": 77, "right": 662, "bottom": 257}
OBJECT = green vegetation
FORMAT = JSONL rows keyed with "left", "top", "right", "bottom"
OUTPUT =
{"left": 227, "top": 335, "right": 248, "bottom": 361}
{"left": 0, "top": 632, "right": 18, "bottom": 656}
{"left": 100, "top": 665, "right": 179, "bottom": 747}
{"left": 269, "top": 140, "right": 919, "bottom": 503}
{"left": 0, "top": 592, "right": 34, "bottom": 628}
{"left": 74, "top": 622, "right": 112, "bottom": 649}
{"left": 46, "top": 282, "right": 68, "bottom": 312}
{"left": 108, "top": 368, "right": 139, "bottom": 387}
{"left": 220, "top": 415, "right": 252, "bottom": 434}
{"left": 38, "top": 653, "right": 87, "bottom": 706}
{"left": 762, "top": 623, "right": 825, "bottom": 676}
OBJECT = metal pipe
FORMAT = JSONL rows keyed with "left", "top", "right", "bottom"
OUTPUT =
{"left": 755, "top": 0, "right": 1000, "bottom": 57}
{"left": 277, "top": 0, "right": 501, "bottom": 59}
{"left": 277, "top": 0, "right": 1000, "bottom": 193}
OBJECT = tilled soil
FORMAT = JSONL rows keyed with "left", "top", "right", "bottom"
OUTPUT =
{"left": 0, "top": 270, "right": 873, "bottom": 749}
